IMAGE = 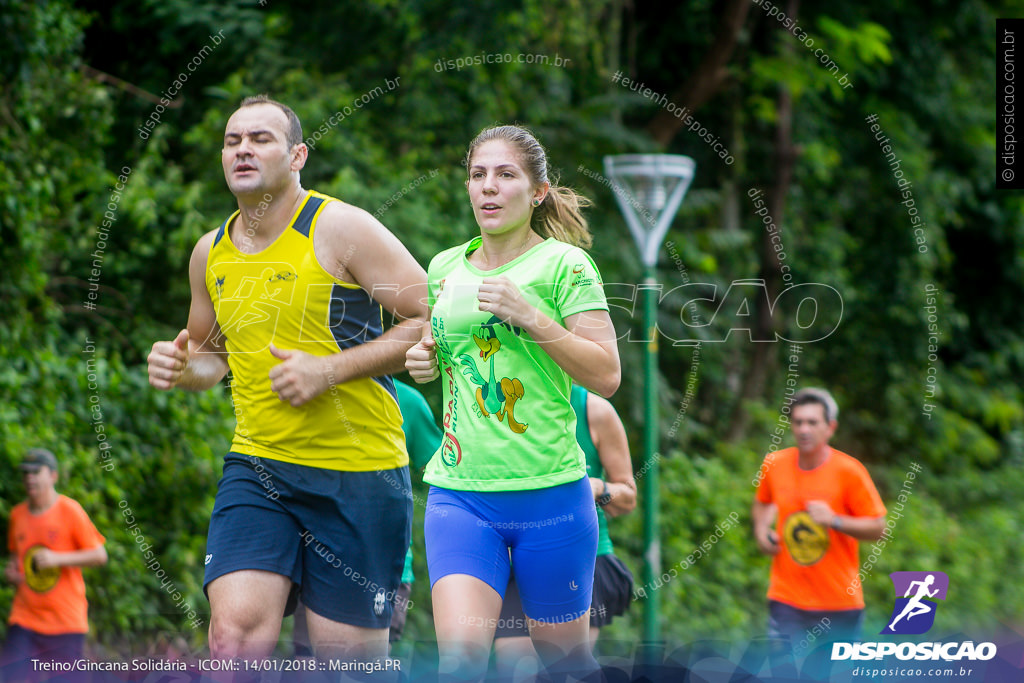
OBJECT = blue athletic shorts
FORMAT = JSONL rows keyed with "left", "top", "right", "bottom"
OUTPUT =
{"left": 204, "top": 453, "right": 412, "bottom": 629}
{"left": 425, "top": 476, "right": 598, "bottom": 623}
{"left": 496, "top": 552, "right": 635, "bottom": 636}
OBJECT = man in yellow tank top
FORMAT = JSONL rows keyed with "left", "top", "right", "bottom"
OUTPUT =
{"left": 147, "top": 95, "right": 428, "bottom": 664}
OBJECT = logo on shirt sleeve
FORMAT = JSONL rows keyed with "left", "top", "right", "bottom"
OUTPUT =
{"left": 571, "top": 263, "right": 600, "bottom": 287}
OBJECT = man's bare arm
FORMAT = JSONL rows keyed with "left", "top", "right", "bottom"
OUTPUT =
{"left": 752, "top": 500, "right": 780, "bottom": 555}
{"left": 31, "top": 545, "right": 108, "bottom": 570}
{"left": 589, "top": 394, "right": 637, "bottom": 518}
{"left": 806, "top": 500, "right": 886, "bottom": 541}
{"left": 148, "top": 230, "right": 230, "bottom": 391}
{"left": 267, "top": 204, "right": 428, "bottom": 406}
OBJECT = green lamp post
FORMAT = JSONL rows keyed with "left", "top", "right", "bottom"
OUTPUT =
{"left": 602, "top": 154, "right": 695, "bottom": 643}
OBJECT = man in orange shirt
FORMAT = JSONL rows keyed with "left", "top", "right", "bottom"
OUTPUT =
{"left": 2, "top": 448, "right": 107, "bottom": 681}
{"left": 752, "top": 388, "right": 886, "bottom": 646}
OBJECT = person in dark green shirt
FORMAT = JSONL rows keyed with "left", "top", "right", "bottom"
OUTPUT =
{"left": 390, "top": 379, "right": 443, "bottom": 642}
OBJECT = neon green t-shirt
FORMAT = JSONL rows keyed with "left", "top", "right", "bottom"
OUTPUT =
{"left": 423, "top": 236, "right": 609, "bottom": 491}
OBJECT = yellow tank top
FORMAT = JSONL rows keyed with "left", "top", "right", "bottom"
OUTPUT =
{"left": 206, "top": 190, "right": 408, "bottom": 471}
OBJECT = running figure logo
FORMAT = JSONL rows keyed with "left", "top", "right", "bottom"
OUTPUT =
{"left": 881, "top": 571, "right": 949, "bottom": 635}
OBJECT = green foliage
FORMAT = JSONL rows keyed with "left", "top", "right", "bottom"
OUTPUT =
{"left": 603, "top": 448, "right": 764, "bottom": 643}
{"left": 0, "top": 0, "right": 112, "bottom": 314}
{"left": 0, "top": 324, "right": 231, "bottom": 650}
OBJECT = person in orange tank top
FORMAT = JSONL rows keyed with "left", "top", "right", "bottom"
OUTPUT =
{"left": 2, "top": 448, "right": 107, "bottom": 682}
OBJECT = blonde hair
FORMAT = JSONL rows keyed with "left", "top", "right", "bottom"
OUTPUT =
{"left": 466, "top": 125, "right": 593, "bottom": 248}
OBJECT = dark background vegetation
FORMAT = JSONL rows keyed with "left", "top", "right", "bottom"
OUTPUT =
{"left": 1, "top": 0, "right": 1022, "bottom": 657}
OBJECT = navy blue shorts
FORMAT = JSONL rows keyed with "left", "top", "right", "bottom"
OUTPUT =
{"left": 768, "top": 600, "right": 864, "bottom": 644}
{"left": 425, "top": 477, "right": 598, "bottom": 623}
{"left": 204, "top": 453, "right": 412, "bottom": 629}
{"left": 2, "top": 624, "right": 84, "bottom": 682}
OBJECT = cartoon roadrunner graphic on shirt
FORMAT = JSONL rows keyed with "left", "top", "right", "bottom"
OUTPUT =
{"left": 458, "top": 316, "right": 528, "bottom": 434}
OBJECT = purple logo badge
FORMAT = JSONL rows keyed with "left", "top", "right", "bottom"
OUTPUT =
{"left": 881, "top": 571, "right": 949, "bottom": 635}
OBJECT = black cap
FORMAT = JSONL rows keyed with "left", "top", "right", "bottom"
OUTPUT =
{"left": 20, "top": 448, "right": 58, "bottom": 472}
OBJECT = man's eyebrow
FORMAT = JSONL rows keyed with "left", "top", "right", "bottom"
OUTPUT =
{"left": 224, "top": 129, "right": 277, "bottom": 139}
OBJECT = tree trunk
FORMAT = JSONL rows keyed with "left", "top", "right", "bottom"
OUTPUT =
{"left": 646, "top": 0, "right": 751, "bottom": 147}
{"left": 725, "top": 0, "right": 798, "bottom": 442}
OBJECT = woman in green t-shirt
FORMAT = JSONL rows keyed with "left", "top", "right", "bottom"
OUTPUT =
{"left": 406, "top": 124, "right": 621, "bottom": 681}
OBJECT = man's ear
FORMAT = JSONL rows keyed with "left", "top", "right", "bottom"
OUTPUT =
{"left": 291, "top": 142, "right": 309, "bottom": 172}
